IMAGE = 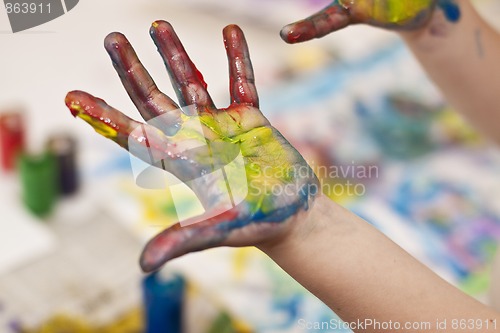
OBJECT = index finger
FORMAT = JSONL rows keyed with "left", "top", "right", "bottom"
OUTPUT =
{"left": 104, "top": 32, "right": 182, "bottom": 128}
{"left": 280, "top": 3, "right": 351, "bottom": 44}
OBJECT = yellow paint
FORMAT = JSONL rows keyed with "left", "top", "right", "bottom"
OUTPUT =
{"left": 78, "top": 113, "right": 118, "bottom": 140}
{"left": 25, "top": 309, "right": 143, "bottom": 333}
{"left": 233, "top": 247, "right": 252, "bottom": 279}
{"left": 120, "top": 179, "right": 179, "bottom": 229}
{"left": 70, "top": 103, "right": 118, "bottom": 140}
{"left": 435, "top": 108, "right": 481, "bottom": 144}
{"left": 340, "top": 0, "right": 433, "bottom": 24}
{"left": 232, "top": 319, "right": 254, "bottom": 333}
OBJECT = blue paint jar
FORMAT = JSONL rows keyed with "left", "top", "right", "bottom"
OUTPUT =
{"left": 143, "top": 271, "right": 185, "bottom": 333}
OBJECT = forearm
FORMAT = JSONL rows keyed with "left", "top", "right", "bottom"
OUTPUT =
{"left": 260, "top": 195, "right": 499, "bottom": 333}
{"left": 400, "top": 0, "right": 500, "bottom": 143}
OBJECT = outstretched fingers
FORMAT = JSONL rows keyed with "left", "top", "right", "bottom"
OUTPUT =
{"left": 104, "top": 32, "right": 181, "bottom": 127}
{"left": 223, "top": 25, "right": 259, "bottom": 108}
{"left": 150, "top": 20, "right": 214, "bottom": 111}
{"left": 280, "top": 3, "right": 351, "bottom": 44}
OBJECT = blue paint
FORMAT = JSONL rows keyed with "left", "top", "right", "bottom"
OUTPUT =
{"left": 438, "top": 0, "right": 461, "bottom": 23}
{"left": 8, "top": 320, "right": 22, "bottom": 333}
{"left": 356, "top": 95, "right": 437, "bottom": 159}
{"left": 215, "top": 200, "right": 304, "bottom": 232}
{"left": 143, "top": 272, "right": 185, "bottom": 333}
{"left": 273, "top": 294, "right": 302, "bottom": 325}
{"left": 385, "top": 173, "right": 500, "bottom": 282}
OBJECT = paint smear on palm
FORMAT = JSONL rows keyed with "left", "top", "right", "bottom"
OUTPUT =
{"left": 69, "top": 96, "right": 308, "bottom": 222}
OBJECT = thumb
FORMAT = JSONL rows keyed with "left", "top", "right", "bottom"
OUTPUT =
{"left": 140, "top": 209, "right": 240, "bottom": 272}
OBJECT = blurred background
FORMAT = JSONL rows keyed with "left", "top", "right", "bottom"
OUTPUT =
{"left": 1, "top": 0, "right": 500, "bottom": 332}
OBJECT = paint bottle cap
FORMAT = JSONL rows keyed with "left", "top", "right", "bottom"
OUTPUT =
{"left": 46, "top": 134, "right": 79, "bottom": 196}
{"left": 19, "top": 151, "right": 58, "bottom": 217}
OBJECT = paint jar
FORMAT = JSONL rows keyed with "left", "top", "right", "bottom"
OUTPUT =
{"left": 0, "top": 111, "right": 25, "bottom": 172}
{"left": 19, "top": 151, "right": 58, "bottom": 217}
{"left": 46, "top": 134, "right": 79, "bottom": 196}
{"left": 142, "top": 271, "right": 185, "bottom": 333}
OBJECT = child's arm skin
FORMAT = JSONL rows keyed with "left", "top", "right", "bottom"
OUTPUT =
{"left": 400, "top": 0, "right": 500, "bottom": 143}
{"left": 282, "top": 0, "right": 500, "bottom": 143}
{"left": 66, "top": 21, "right": 500, "bottom": 332}
{"left": 261, "top": 195, "right": 500, "bottom": 333}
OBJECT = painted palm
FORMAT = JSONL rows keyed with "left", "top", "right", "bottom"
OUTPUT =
{"left": 281, "top": 0, "right": 461, "bottom": 43}
{"left": 65, "top": 22, "right": 319, "bottom": 272}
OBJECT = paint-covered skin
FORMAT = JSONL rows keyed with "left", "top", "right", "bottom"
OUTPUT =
{"left": 281, "top": 0, "right": 461, "bottom": 44}
{"left": 65, "top": 21, "right": 319, "bottom": 272}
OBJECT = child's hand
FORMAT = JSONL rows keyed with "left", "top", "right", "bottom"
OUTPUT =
{"left": 65, "top": 21, "right": 319, "bottom": 272}
{"left": 281, "top": 0, "right": 461, "bottom": 44}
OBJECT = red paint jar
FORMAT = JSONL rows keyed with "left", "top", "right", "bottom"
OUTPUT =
{"left": 0, "top": 111, "right": 25, "bottom": 172}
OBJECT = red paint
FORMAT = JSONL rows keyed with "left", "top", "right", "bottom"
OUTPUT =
{"left": 195, "top": 69, "right": 208, "bottom": 90}
{"left": 288, "top": 30, "right": 304, "bottom": 43}
{"left": 0, "top": 112, "right": 25, "bottom": 171}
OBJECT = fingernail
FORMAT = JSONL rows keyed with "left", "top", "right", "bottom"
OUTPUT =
{"left": 280, "top": 25, "right": 307, "bottom": 44}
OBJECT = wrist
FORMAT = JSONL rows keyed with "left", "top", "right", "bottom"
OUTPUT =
{"left": 257, "top": 194, "right": 336, "bottom": 258}
{"left": 398, "top": 1, "right": 469, "bottom": 52}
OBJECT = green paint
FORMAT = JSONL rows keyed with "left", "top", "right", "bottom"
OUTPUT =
{"left": 71, "top": 100, "right": 315, "bottom": 219}
{"left": 20, "top": 152, "right": 58, "bottom": 217}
